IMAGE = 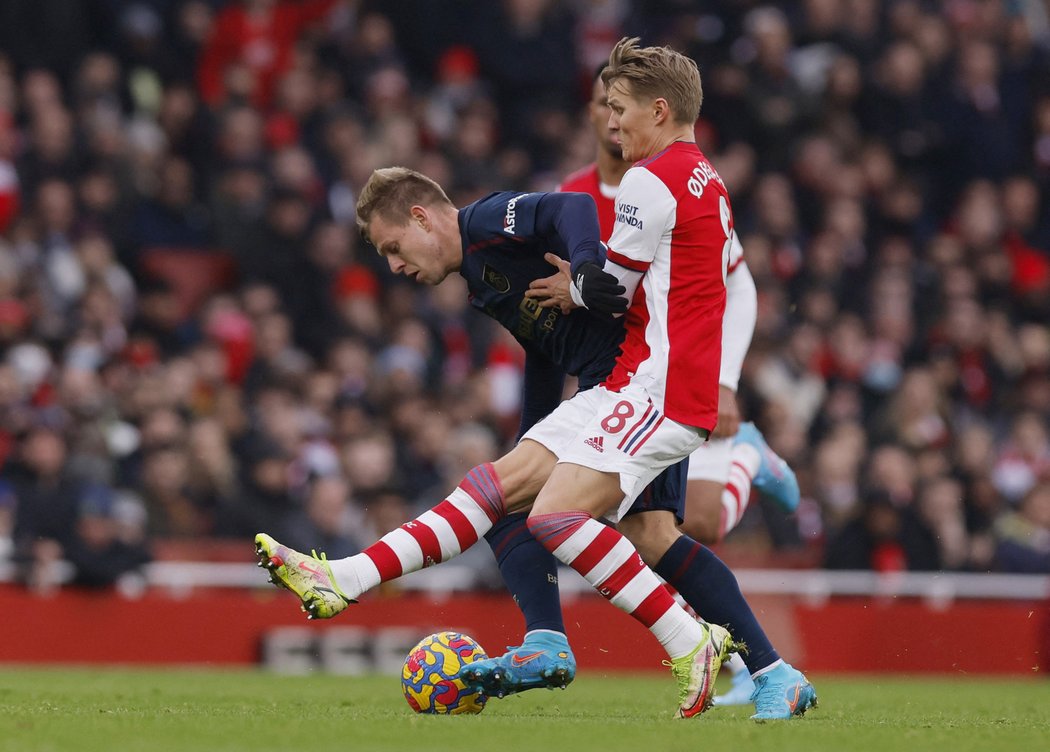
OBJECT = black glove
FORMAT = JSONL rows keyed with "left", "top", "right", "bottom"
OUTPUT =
{"left": 573, "top": 261, "right": 628, "bottom": 315}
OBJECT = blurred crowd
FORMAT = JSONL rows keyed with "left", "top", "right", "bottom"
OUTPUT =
{"left": 1, "top": 0, "right": 1050, "bottom": 591}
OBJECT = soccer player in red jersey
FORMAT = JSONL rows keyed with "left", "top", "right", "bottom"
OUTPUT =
{"left": 522, "top": 37, "right": 814, "bottom": 719}
{"left": 557, "top": 70, "right": 799, "bottom": 549}
{"left": 550, "top": 69, "right": 803, "bottom": 706}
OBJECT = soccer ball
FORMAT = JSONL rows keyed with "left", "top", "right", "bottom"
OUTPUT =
{"left": 401, "top": 631, "right": 488, "bottom": 715}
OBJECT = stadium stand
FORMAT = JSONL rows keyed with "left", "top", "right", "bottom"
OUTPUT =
{"left": 1, "top": 0, "right": 1049, "bottom": 606}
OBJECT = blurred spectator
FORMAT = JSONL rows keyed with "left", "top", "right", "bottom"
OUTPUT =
{"left": 872, "top": 367, "right": 950, "bottom": 451}
{"left": 241, "top": 310, "right": 312, "bottom": 395}
{"left": 0, "top": 1, "right": 97, "bottom": 80}
{"left": 952, "top": 421, "right": 1004, "bottom": 533}
{"left": 995, "top": 482, "right": 1050, "bottom": 573}
{"left": 470, "top": 0, "right": 578, "bottom": 154}
{"left": 0, "top": 479, "right": 15, "bottom": 562}
{"left": 0, "top": 111, "right": 19, "bottom": 234}
{"left": 283, "top": 474, "right": 359, "bottom": 559}
{"left": 355, "top": 486, "right": 411, "bottom": 547}
{"left": 753, "top": 322, "right": 827, "bottom": 431}
{"left": 63, "top": 484, "right": 151, "bottom": 588}
{"left": 810, "top": 421, "right": 866, "bottom": 529}
{"left": 741, "top": 6, "right": 811, "bottom": 171}
{"left": 131, "top": 155, "right": 210, "bottom": 249}
{"left": 185, "top": 417, "right": 240, "bottom": 516}
{"left": 129, "top": 278, "right": 191, "bottom": 359}
{"left": 197, "top": 0, "right": 343, "bottom": 110}
{"left": 341, "top": 430, "right": 398, "bottom": 498}
{"left": 216, "top": 433, "right": 294, "bottom": 538}
{"left": 234, "top": 187, "right": 313, "bottom": 301}
{"left": 824, "top": 491, "right": 910, "bottom": 572}
{"left": 912, "top": 476, "right": 973, "bottom": 571}
{"left": 7, "top": 427, "right": 81, "bottom": 557}
{"left": 139, "top": 443, "right": 210, "bottom": 538}
{"left": 941, "top": 39, "right": 1029, "bottom": 193}
{"left": 861, "top": 39, "right": 940, "bottom": 176}
{"left": 992, "top": 411, "right": 1050, "bottom": 503}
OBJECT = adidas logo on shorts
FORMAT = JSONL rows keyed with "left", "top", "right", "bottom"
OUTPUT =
{"left": 584, "top": 436, "right": 604, "bottom": 452}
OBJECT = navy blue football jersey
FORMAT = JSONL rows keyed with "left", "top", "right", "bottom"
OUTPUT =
{"left": 457, "top": 191, "right": 624, "bottom": 392}
{"left": 456, "top": 190, "right": 685, "bottom": 520}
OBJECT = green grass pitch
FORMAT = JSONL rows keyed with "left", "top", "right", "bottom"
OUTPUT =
{"left": 1, "top": 668, "right": 1047, "bottom": 752}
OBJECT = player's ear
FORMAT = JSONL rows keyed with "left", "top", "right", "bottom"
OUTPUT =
{"left": 410, "top": 205, "right": 429, "bottom": 230}
{"left": 652, "top": 97, "right": 670, "bottom": 125}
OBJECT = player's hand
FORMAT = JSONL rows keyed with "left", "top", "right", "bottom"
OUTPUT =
{"left": 525, "top": 253, "right": 576, "bottom": 313}
{"left": 711, "top": 385, "right": 741, "bottom": 439}
{"left": 573, "top": 261, "right": 628, "bottom": 315}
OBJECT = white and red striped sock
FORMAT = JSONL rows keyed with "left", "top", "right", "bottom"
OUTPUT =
{"left": 718, "top": 443, "right": 761, "bottom": 540}
{"left": 528, "top": 511, "right": 703, "bottom": 659}
{"left": 328, "top": 463, "right": 505, "bottom": 599}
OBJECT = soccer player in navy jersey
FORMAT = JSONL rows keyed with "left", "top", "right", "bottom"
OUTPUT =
{"left": 259, "top": 169, "right": 727, "bottom": 716}
{"left": 257, "top": 38, "right": 816, "bottom": 719}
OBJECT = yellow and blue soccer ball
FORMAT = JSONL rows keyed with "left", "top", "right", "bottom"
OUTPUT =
{"left": 401, "top": 631, "right": 488, "bottom": 714}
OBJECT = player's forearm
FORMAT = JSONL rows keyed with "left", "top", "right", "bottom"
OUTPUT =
{"left": 719, "top": 262, "right": 757, "bottom": 391}
{"left": 535, "top": 193, "right": 604, "bottom": 269}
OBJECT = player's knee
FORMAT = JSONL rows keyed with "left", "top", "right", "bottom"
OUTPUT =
{"left": 493, "top": 441, "right": 556, "bottom": 510}
{"left": 524, "top": 507, "right": 581, "bottom": 553}
{"left": 619, "top": 512, "right": 678, "bottom": 567}
{"left": 523, "top": 512, "right": 543, "bottom": 540}
{"left": 679, "top": 516, "right": 721, "bottom": 546}
{"left": 680, "top": 480, "right": 724, "bottom": 545}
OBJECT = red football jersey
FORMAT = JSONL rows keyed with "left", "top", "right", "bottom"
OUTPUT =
{"left": 603, "top": 142, "right": 731, "bottom": 430}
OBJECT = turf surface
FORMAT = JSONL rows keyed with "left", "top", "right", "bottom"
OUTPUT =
{"left": 1, "top": 668, "right": 1047, "bottom": 752}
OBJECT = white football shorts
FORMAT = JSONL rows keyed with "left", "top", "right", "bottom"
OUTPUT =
{"left": 685, "top": 435, "right": 732, "bottom": 483}
{"left": 521, "top": 383, "right": 707, "bottom": 520}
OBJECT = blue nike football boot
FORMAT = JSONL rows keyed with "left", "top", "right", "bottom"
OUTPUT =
{"left": 457, "top": 630, "right": 576, "bottom": 699}
{"left": 734, "top": 423, "right": 800, "bottom": 513}
{"left": 750, "top": 662, "right": 818, "bottom": 720}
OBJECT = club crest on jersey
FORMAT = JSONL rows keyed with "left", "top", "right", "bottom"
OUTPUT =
{"left": 504, "top": 193, "right": 528, "bottom": 235}
{"left": 482, "top": 264, "right": 511, "bottom": 293}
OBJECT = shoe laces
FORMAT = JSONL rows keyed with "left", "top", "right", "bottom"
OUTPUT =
{"left": 307, "top": 550, "right": 333, "bottom": 587}
{"left": 751, "top": 674, "right": 788, "bottom": 715}
{"left": 662, "top": 658, "right": 693, "bottom": 704}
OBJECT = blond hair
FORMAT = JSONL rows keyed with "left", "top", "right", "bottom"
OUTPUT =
{"left": 602, "top": 37, "right": 702, "bottom": 125}
{"left": 355, "top": 167, "right": 453, "bottom": 242}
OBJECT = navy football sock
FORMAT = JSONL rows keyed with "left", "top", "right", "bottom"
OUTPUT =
{"left": 485, "top": 511, "right": 566, "bottom": 635}
{"left": 655, "top": 535, "right": 779, "bottom": 673}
